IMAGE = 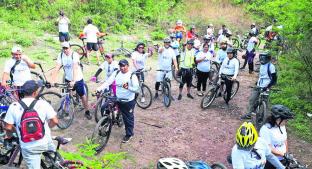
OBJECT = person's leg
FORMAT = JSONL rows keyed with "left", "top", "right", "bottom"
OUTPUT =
{"left": 225, "top": 78, "right": 233, "bottom": 104}
{"left": 247, "top": 51, "right": 256, "bottom": 73}
{"left": 241, "top": 52, "right": 247, "bottom": 69}
{"left": 21, "top": 145, "right": 48, "bottom": 169}
{"left": 93, "top": 43, "right": 100, "bottom": 65}
{"left": 118, "top": 100, "right": 136, "bottom": 140}
{"left": 59, "top": 32, "right": 65, "bottom": 42}
{"left": 178, "top": 69, "right": 186, "bottom": 99}
{"left": 241, "top": 88, "right": 260, "bottom": 119}
{"left": 64, "top": 32, "right": 70, "bottom": 42}
{"left": 75, "top": 80, "right": 91, "bottom": 119}
{"left": 202, "top": 72, "right": 209, "bottom": 92}
{"left": 86, "top": 43, "right": 93, "bottom": 63}
{"left": 186, "top": 70, "right": 193, "bottom": 99}
{"left": 196, "top": 69, "right": 203, "bottom": 92}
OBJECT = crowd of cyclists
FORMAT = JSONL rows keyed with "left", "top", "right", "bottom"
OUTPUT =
{"left": 0, "top": 10, "right": 302, "bottom": 169}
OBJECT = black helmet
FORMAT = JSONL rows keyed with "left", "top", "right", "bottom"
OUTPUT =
{"left": 59, "top": 10, "right": 64, "bottom": 16}
{"left": 87, "top": 18, "right": 93, "bottom": 24}
{"left": 259, "top": 52, "right": 271, "bottom": 65}
{"left": 271, "top": 105, "right": 294, "bottom": 120}
{"left": 203, "top": 35, "right": 212, "bottom": 41}
{"left": 186, "top": 39, "right": 194, "bottom": 45}
{"left": 249, "top": 30, "right": 255, "bottom": 36}
{"left": 136, "top": 41, "right": 145, "bottom": 48}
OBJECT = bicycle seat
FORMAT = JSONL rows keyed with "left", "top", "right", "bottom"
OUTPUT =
{"left": 53, "top": 136, "right": 72, "bottom": 145}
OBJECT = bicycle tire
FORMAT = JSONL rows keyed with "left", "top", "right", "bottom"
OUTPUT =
{"left": 211, "top": 162, "right": 228, "bottom": 169}
{"left": 31, "top": 71, "right": 45, "bottom": 94}
{"left": 94, "top": 97, "right": 105, "bottom": 123}
{"left": 136, "top": 84, "right": 153, "bottom": 109}
{"left": 70, "top": 44, "right": 88, "bottom": 64}
{"left": 61, "top": 160, "right": 85, "bottom": 169}
{"left": 201, "top": 88, "right": 217, "bottom": 109}
{"left": 223, "top": 81, "right": 240, "bottom": 101}
{"left": 191, "top": 69, "right": 197, "bottom": 88}
{"left": 162, "top": 82, "right": 171, "bottom": 108}
{"left": 255, "top": 101, "right": 267, "bottom": 130}
{"left": 37, "top": 91, "right": 62, "bottom": 110}
{"left": 172, "top": 65, "right": 182, "bottom": 83}
{"left": 57, "top": 96, "right": 75, "bottom": 129}
{"left": 116, "top": 112, "right": 124, "bottom": 127}
{"left": 41, "top": 151, "right": 64, "bottom": 169}
{"left": 92, "top": 115, "right": 112, "bottom": 154}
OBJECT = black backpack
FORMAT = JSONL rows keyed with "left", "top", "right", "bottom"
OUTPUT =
{"left": 9, "top": 60, "right": 21, "bottom": 82}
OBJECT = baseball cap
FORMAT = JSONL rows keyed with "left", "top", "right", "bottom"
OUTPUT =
{"left": 11, "top": 46, "right": 22, "bottom": 54}
{"left": 118, "top": 59, "right": 129, "bottom": 66}
{"left": 105, "top": 53, "right": 114, "bottom": 58}
{"left": 61, "top": 42, "right": 70, "bottom": 48}
{"left": 21, "top": 80, "right": 43, "bottom": 96}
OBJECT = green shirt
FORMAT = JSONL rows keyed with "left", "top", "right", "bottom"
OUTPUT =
{"left": 180, "top": 49, "right": 195, "bottom": 69}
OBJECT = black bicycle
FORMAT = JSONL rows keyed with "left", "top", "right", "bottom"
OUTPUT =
{"left": 156, "top": 69, "right": 173, "bottom": 108}
{"left": 133, "top": 68, "right": 153, "bottom": 109}
{"left": 284, "top": 153, "right": 308, "bottom": 169}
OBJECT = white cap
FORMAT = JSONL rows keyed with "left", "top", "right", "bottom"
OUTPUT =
{"left": 176, "top": 20, "right": 182, "bottom": 25}
{"left": 61, "top": 42, "right": 70, "bottom": 48}
{"left": 11, "top": 46, "right": 22, "bottom": 53}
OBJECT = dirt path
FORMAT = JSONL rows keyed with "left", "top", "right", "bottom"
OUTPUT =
{"left": 50, "top": 52, "right": 312, "bottom": 169}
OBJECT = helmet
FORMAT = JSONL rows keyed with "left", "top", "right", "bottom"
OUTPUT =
{"left": 59, "top": 10, "right": 64, "bottom": 16}
{"left": 176, "top": 20, "right": 183, "bottom": 25}
{"left": 249, "top": 30, "right": 255, "bottom": 36}
{"left": 208, "top": 23, "right": 213, "bottom": 27}
{"left": 236, "top": 122, "right": 258, "bottom": 148}
{"left": 251, "top": 23, "right": 256, "bottom": 26}
{"left": 186, "top": 160, "right": 211, "bottom": 169}
{"left": 226, "top": 47, "right": 234, "bottom": 53}
{"left": 186, "top": 39, "right": 194, "bottom": 45}
{"left": 259, "top": 52, "right": 271, "bottom": 65}
{"left": 163, "top": 37, "right": 171, "bottom": 43}
{"left": 136, "top": 41, "right": 145, "bottom": 48}
{"left": 271, "top": 105, "right": 294, "bottom": 120}
{"left": 225, "top": 30, "right": 232, "bottom": 37}
{"left": 87, "top": 18, "right": 92, "bottom": 24}
{"left": 157, "top": 158, "right": 188, "bottom": 169}
{"left": 203, "top": 35, "right": 212, "bottom": 41}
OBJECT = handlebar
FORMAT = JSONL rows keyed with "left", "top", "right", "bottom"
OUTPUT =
{"left": 132, "top": 67, "right": 152, "bottom": 75}
{"left": 156, "top": 69, "right": 172, "bottom": 73}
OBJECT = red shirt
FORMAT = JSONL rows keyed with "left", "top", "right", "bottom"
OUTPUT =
{"left": 186, "top": 31, "right": 195, "bottom": 39}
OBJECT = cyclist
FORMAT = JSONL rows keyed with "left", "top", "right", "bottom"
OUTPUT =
{"left": 170, "top": 33, "right": 180, "bottom": 68}
{"left": 174, "top": 20, "right": 186, "bottom": 43}
{"left": 241, "top": 52, "right": 277, "bottom": 120}
{"left": 195, "top": 42, "right": 212, "bottom": 96}
{"left": 259, "top": 105, "right": 294, "bottom": 169}
{"left": 154, "top": 38, "right": 178, "bottom": 99}
{"left": 96, "top": 59, "right": 139, "bottom": 143}
{"left": 52, "top": 42, "right": 91, "bottom": 120}
{"left": 206, "top": 23, "right": 214, "bottom": 37}
{"left": 203, "top": 35, "right": 215, "bottom": 55}
{"left": 157, "top": 157, "right": 188, "bottom": 169}
{"left": 186, "top": 25, "right": 196, "bottom": 41}
{"left": 83, "top": 19, "right": 101, "bottom": 65}
{"left": 218, "top": 24, "right": 230, "bottom": 37}
{"left": 218, "top": 47, "right": 239, "bottom": 107}
{"left": 250, "top": 23, "right": 259, "bottom": 36}
{"left": 217, "top": 30, "right": 231, "bottom": 47}
{"left": 215, "top": 40, "right": 228, "bottom": 64}
{"left": 231, "top": 122, "right": 285, "bottom": 169}
{"left": 177, "top": 40, "right": 195, "bottom": 100}
{"left": 2, "top": 46, "right": 36, "bottom": 97}
{"left": 56, "top": 10, "right": 70, "bottom": 42}
{"left": 193, "top": 34, "right": 201, "bottom": 55}
{"left": 131, "top": 42, "right": 153, "bottom": 82}
{"left": 4, "top": 80, "right": 58, "bottom": 169}
{"left": 244, "top": 31, "right": 259, "bottom": 74}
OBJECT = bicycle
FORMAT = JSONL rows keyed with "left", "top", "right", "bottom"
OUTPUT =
{"left": 156, "top": 69, "right": 172, "bottom": 108}
{"left": 113, "top": 41, "right": 132, "bottom": 58}
{"left": 91, "top": 90, "right": 126, "bottom": 154}
{"left": 133, "top": 68, "right": 153, "bottom": 109}
{"left": 200, "top": 75, "right": 239, "bottom": 109}
{"left": 284, "top": 153, "right": 308, "bottom": 169}
{"left": 31, "top": 62, "right": 55, "bottom": 94}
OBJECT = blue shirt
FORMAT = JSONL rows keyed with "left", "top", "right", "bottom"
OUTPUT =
{"left": 216, "top": 49, "right": 227, "bottom": 64}
{"left": 257, "top": 63, "right": 276, "bottom": 88}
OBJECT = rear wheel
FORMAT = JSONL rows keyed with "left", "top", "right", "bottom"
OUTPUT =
{"left": 201, "top": 88, "right": 217, "bottom": 109}
{"left": 92, "top": 115, "right": 112, "bottom": 154}
{"left": 70, "top": 44, "right": 88, "bottom": 64}
{"left": 136, "top": 84, "right": 153, "bottom": 109}
{"left": 191, "top": 69, "right": 197, "bottom": 88}
{"left": 56, "top": 97, "right": 75, "bottom": 129}
{"left": 94, "top": 97, "right": 105, "bottom": 123}
{"left": 37, "top": 91, "right": 61, "bottom": 111}
{"left": 232, "top": 38, "right": 240, "bottom": 49}
{"left": 31, "top": 71, "right": 45, "bottom": 94}
{"left": 255, "top": 101, "right": 267, "bottom": 130}
{"left": 162, "top": 83, "right": 171, "bottom": 108}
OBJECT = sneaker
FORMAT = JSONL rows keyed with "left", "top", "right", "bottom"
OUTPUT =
{"left": 240, "top": 113, "right": 252, "bottom": 120}
{"left": 140, "top": 97, "right": 145, "bottom": 103}
{"left": 84, "top": 110, "right": 92, "bottom": 120}
{"left": 187, "top": 93, "right": 194, "bottom": 99}
{"left": 177, "top": 94, "right": 182, "bottom": 100}
{"left": 153, "top": 93, "right": 159, "bottom": 100}
{"left": 122, "top": 135, "right": 132, "bottom": 143}
{"left": 197, "top": 92, "right": 203, "bottom": 96}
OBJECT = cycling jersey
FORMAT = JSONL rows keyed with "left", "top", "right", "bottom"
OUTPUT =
{"left": 219, "top": 57, "right": 239, "bottom": 78}
{"left": 196, "top": 51, "right": 211, "bottom": 72}
{"left": 207, "top": 28, "right": 214, "bottom": 36}
{"left": 83, "top": 24, "right": 99, "bottom": 43}
{"left": 186, "top": 31, "right": 195, "bottom": 40}
{"left": 4, "top": 58, "right": 32, "bottom": 86}
{"left": 257, "top": 63, "right": 276, "bottom": 88}
{"left": 247, "top": 37, "right": 258, "bottom": 52}
{"left": 131, "top": 51, "right": 149, "bottom": 71}
{"left": 180, "top": 49, "right": 195, "bottom": 69}
{"left": 57, "top": 51, "right": 83, "bottom": 81}
{"left": 260, "top": 123, "right": 287, "bottom": 160}
{"left": 174, "top": 25, "right": 186, "bottom": 33}
{"left": 99, "top": 60, "right": 119, "bottom": 80}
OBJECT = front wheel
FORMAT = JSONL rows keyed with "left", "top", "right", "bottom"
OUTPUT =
{"left": 255, "top": 101, "right": 267, "bottom": 130}
{"left": 70, "top": 44, "right": 88, "bottom": 64}
{"left": 162, "top": 82, "right": 171, "bottom": 108}
{"left": 56, "top": 97, "right": 75, "bottom": 129}
{"left": 136, "top": 84, "right": 153, "bottom": 109}
{"left": 92, "top": 115, "right": 112, "bottom": 154}
{"left": 223, "top": 81, "right": 239, "bottom": 101}
{"left": 31, "top": 71, "right": 45, "bottom": 94}
{"left": 200, "top": 88, "right": 217, "bottom": 109}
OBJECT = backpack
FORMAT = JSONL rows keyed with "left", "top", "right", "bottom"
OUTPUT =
{"left": 9, "top": 60, "right": 21, "bottom": 82}
{"left": 267, "top": 62, "right": 277, "bottom": 85}
{"left": 19, "top": 99, "right": 45, "bottom": 143}
{"left": 60, "top": 52, "right": 83, "bottom": 71}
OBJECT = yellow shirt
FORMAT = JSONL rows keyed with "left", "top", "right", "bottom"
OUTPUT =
{"left": 180, "top": 49, "right": 195, "bottom": 69}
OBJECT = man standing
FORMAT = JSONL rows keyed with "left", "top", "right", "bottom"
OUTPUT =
{"left": 56, "top": 10, "right": 70, "bottom": 42}
{"left": 97, "top": 59, "right": 139, "bottom": 143}
{"left": 83, "top": 19, "right": 101, "bottom": 65}
{"left": 4, "top": 80, "right": 58, "bottom": 169}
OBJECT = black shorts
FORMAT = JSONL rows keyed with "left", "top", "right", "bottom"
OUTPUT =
{"left": 86, "top": 42, "right": 98, "bottom": 51}
{"left": 59, "top": 32, "right": 69, "bottom": 42}
{"left": 65, "top": 79, "right": 87, "bottom": 97}
{"left": 180, "top": 68, "right": 193, "bottom": 88}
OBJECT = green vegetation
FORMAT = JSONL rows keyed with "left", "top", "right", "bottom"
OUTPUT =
{"left": 234, "top": 0, "right": 312, "bottom": 142}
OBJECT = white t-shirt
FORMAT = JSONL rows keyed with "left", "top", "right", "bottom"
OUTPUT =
{"left": 158, "top": 47, "right": 176, "bottom": 71}
{"left": 99, "top": 60, "right": 119, "bottom": 80}
{"left": 58, "top": 17, "right": 70, "bottom": 33}
{"left": 247, "top": 37, "right": 258, "bottom": 52}
{"left": 4, "top": 98, "right": 56, "bottom": 149}
{"left": 83, "top": 24, "right": 99, "bottom": 43}
{"left": 231, "top": 138, "right": 272, "bottom": 169}
{"left": 257, "top": 63, "right": 276, "bottom": 88}
{"left": 131, "top": 51, "right": 149, "bottom": 71}
{"left": 4, "top": 57, "right": 32, "bottom": 86}
{"left": 196, "top": 51, "right": 211, "bottom": 72}
{"left": 57, "top": 52, "right": 83, "bottom": 81}
{"left": 207, "top": 28, "right": 214, "bottom": 36}
{"left": 260, "top": 123, "right": 287, "bottom": 160}
{"left": 219, "top": 57, "right": 239, "bottom": 78}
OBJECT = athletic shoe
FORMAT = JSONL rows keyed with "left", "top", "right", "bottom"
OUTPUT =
{"left": 84, "top": 110, "right": 92, "bottom": 120}
{"left": 122, "top": 135, "right": 133, "bottom": 143}
{"left": 187, "top": 93, "right": 194, "bottom": 99}
{"left": 177, "top": 94, "right": 182, "bottom": 100}
{"left": 197, "top": 92, "right": 203, "bottom": 96}
{"left": 240, "top": 113, "right": 252, "bottom": 120}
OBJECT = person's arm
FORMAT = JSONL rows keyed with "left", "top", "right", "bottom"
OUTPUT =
{"left": 231, "top": 147, "right": 245, "bottom": 169}
{"left": 266, "top": 152, "right": 285, "bottom": 169}
{"left": 51, "top": 54, "right": 62, "bottom": 84}
{"left": 232, "top": 59, "right": 239, "bottom": 80}
{"left": 1, "top": 72, "right": 9, "bottom": 87}
{"left": 4, "top": 103, "right": 17, "bottom": 132}
{"left": 269, "top": 144, "right": 285, "bottom": 157}
{"left": 219, "top": 59, "right": 226, "bottom": 76}
{"left": 266, "top": 64, "right": 277, "bottom": 89}
{"left": 128, "top": 73, "right": 140, "bottom": 93}
{"left": 21, "top": 55, "right": 36, "bottom": 69}
{"left": 131, "top": 53, "right": 139, "bottom": 70}
{"left": 48, "top": 116, "right": 58, "bottom": 128}
{"left": 195, "top": 53, "right": 205, "bottom": 63}
{"left": 97, "top": 71, "right": 117, "bottom": 92}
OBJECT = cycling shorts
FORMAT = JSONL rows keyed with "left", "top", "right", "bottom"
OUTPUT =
{"left": 87, "top": 42, "right": 98, "bottom": 51}
{"left": 65, "top": 79, "right": 87, "bottom": 97}
{"left": 176, "top": 32, "right": 183, "bottom": 39}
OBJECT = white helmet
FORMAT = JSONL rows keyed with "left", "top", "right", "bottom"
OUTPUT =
{"left": 157, "top": 158, "right": 188, "bottom": 169}
{"left": 176, "top": 20, "right": 183, "bottom": 25}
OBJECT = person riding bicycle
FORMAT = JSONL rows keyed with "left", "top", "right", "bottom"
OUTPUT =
{"left": 214, "top": 39, "right": 228, "bottom": 64}
{"left": 131, "top": 41, "right": 153, "bottom": 82}
{"left": 170, "top": 33, "right": 180, "bottom": 68}
{"left": 4, "top": 80, "right": 58, "bottom": 169}
{"left": 52, "top": 42, "right": 92, "bottom": 120}
{"left": 218, "top": 47, "right": 239, "bottom": 107}
{"left": 186, "top": 25, "right": 196, "bottom": 41}
{"left": 56, "top": 10, "right": 70, "bottom": 42}
{"left": 231, "top": 122, "right": 285, "bottom": 169}
{"left": 259, "top": 105, "right": 294, "bottom": 169}
{"left": 2, "top": 46, "right": 36, "bottom": 98}
{"left": 82, "top": 19, "right": 103, "bottom": 65}
{"left": 157, "top": 157, "right": 188, "bottom": 169}
{"left": 241, "top": 52, "right": 277, "bottom": 120}
{"left": 96, "top": 59, "right": 139, "bottom": 143}
{"left": 174, "top": 20, "right": 186, "bottom": 43}
{"left": 242, "top": 30, "right": 259, "bottom": 74}
{"left": 195, "top": 42, "right": 212, "bottom": 96}
{"left": 154, "top": 38, "right": 178, "bottom": 100}
{"left": 177, "top": 40, "right": 196, "bottom": 100}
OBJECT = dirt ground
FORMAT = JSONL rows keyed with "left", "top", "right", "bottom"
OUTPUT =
{"left": 49, "top": 51, "right": 312, "bottom": 169}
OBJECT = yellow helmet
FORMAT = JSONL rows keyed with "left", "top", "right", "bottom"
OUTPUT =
{"left": 236, "top": 122, "right": 258, "bottom": 148}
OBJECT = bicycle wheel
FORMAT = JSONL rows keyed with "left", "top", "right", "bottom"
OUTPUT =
{"left": 61, "top": 160, "right": 85, "bottom": 168}
{"left": 232, "top": 38, "right": 240, "bottom": 49}
{"left": 31, "top": 71, "right": 45, "bottom": 94}
{"left": 255, "top": 101, "right": 267, "bottom": 130}
{"left": 56, "top": 97, "right": 75, "bottom": 129}
{"left": 92, "top": 115, "right": 112, "bottom": 154}
{"left": 172, "top": 65, "right": 182, "bottom": 83}
{"left": 70, "top": 44, "right": 88, "bottom": 64}
{"left": 211, "top": 162, "right": 227, "bottom": 169}
{"left": 94, "top": 97, "right": 105, "bottom": 123}
{"left": 191, "top": 69, "right": 197, "bottom": 88}
{"left": 136, "top": 84, "right": 153, "bottom": 109}
{"left": 201, "top": 88, "right": 217, "bottom": 109}
{"left": 162, "top": 83, "right": 171, "bottom": 108}
{"left": 37, "top": 91, "right": 62, "bottom": 111}
{"left": 223, "top": 81, "right": 240, "bottom": 101}
{"left": 41, "top": 151, "right": 64, "bottom": 169}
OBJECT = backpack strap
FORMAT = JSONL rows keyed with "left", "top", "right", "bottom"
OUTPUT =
{"left": 267, "top": 63, "right": 272, "bottom": 80}
{"left": 10, "top": 60, "right": 21, "bottom": 82}
{"left": 19, "top": 99, "right": 38, "bottom": 111}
